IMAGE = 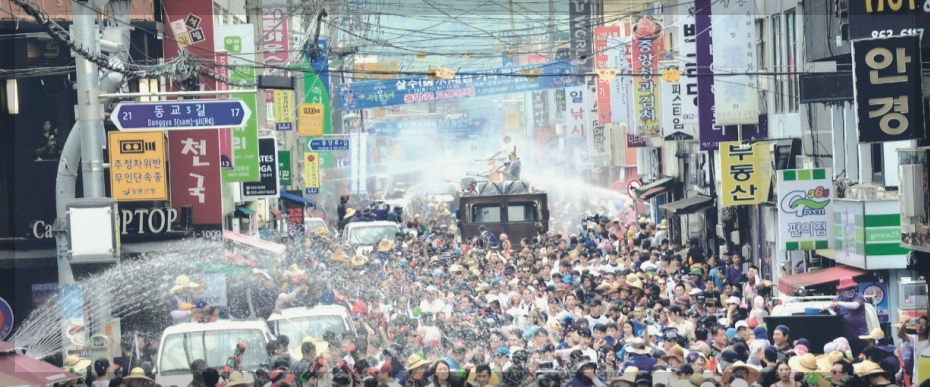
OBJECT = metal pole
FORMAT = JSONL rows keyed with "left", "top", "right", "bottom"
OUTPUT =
{"left": 75, "top": 0, "right": 106, "bottom": 198}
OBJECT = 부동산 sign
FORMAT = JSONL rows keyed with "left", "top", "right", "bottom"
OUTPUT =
{"left": 777, "top": 168, "right": 834, "bottom": 251}
{"left": 720, "top": 141, "right": 771, "bottom": 206}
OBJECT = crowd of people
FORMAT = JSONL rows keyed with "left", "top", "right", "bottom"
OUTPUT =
{"left": 55, "top": 192, "right": 928, "bottom": 387}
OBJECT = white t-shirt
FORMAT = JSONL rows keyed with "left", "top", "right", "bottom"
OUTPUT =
{"left": 909, "top": 334, "right": 930, "bottom": 383}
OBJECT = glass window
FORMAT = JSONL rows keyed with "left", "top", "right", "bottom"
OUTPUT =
{"left": 274, "top": 316, "right": 347, "bottom": 346}
{"left": 471, "top": 204, "right": 501, "bottom": 223}
{"left": 507, "top": 202, "right": 539, "bottom": 222}
{"left": 347, "top": 225, "right": 399, "bottom": 245}
{"left": 159, "top": 330, "right": 267, "bottom": 375}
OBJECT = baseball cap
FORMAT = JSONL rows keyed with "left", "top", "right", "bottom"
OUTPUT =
{"left": 734, "top": 320, "right": 749, "bottom": 330}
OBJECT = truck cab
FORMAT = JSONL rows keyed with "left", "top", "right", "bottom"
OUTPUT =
{"left": 458, "top": 181, "right": 548, "bottom": 243}
{"left": 266, "top": 305, "right": 357, "bottom": 353}
{"left": 341, "top": 221, "right": 401, "bottom": 256}
{"left": 156, "top": 321, "right": 273, "bottom": 387}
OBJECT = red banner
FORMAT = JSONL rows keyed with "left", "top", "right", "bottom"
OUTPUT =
{"left": 526, "top": 54, "right": 550, "bottom": 64}
{"left": 594, "top": 26, "right": 620, "bottom": 124}
{"left": 168, "top": 130, "right": 223, "bottom": 225}
{"left": 262, "top": 0, "right": 289, "bottom": 103}
{"left": 163, "top": 0, "right": 216, "bottom": 92}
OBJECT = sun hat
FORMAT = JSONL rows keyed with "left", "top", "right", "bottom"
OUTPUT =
{"left": 350, "top": 254, "right": 368, "bottom": 267}
{"left": 789, "top": 353, "right": 820, "bottom": 372}
{"left": 284, "top": 264, "right": 306, "bottom": 276}
{"left": 722, "top": 362, "right": 760, "bottom": 386}
{"left": 63, "top": 354, "right": 92, "bottom": 370}
{"left": 377, "top": 239, "right": 396, "bottom": 252}
{"left": 657, "top": 219, "right": 668, "bottom": 229}
{"left": 405, "top": 354, "right": 432, "bottom": 370}
{"left": 627, "top": 338, "right": 651, "bottom": 355}
{"left": 666, "top": 346, "right": 685, "bottom": 363}
{"left": 615, "top": 366, "right": 639, "bottom": 383}
{"left": 854, "top": 360, "right": 887, "bottom": 377}
{"left": 689, "top": 374, "right": 705, "bottom": 386}
{"left": 859, "top": 328, "right": 885, "bottom": 341}
{"left": 225, "top": 371, "right": 249, "bottom": 387}
{"left": 816, "top": 351, "right": 847, "bottom": 373}
{"left": 123, "top": 367, "right": 154, "bottom": 382}
{"left": 837, "top": 276, "right": 858, "bottom": 290}
{"left": 734, "top": 320, "right": 749, "bottom": 330}
{"left": 343, "top": 208, "right": 356, "bottom": 219}
{"left": 169, "top": 275, "right": 198, "bottom": 292}
{"left": 726, "top": 296, "right": 741, "bottom": 305}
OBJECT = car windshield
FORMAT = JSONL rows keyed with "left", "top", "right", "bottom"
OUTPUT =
{"left": 275, "top": 315, "right": 347, "bottom": 343}
{"left": 305, "top": 220, "right": 325, "bottom": 231}
{"left": 349, "top": 225, "right": 398, "bottom": 245}
{"left": 159, "top": 330, "right": 266, "bottom": 375}
{"left": 427, "top": 184, "right": 456, "bottom": 196}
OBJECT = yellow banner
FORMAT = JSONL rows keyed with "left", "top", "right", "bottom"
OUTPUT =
{"left": 720, "top": 141, "right": 772, "bottom": 206}
{"left": 304, "top": 152, "right": 320, "bottom": 190}
{"left": 273, "top": 90, "right": 293, "bottom": 124}
{"left": 298, "top": 103, "right": 325, "bottom": 136}
{"left": 107, "top": 131, "right": 168, "bottom": 201}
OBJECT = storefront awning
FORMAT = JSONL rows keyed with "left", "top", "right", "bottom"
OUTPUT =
{"left": 223, "top": 230, "right": 286, "bottom": 255}
{"left": 281, "top": 191, "right": 314, "bottom": 206}
{"left": 634, "top": 177, "right": 675, "bottom": 200}
{"left": 777, "top": 266, "right": 867, "bottom": 295}
{"left": 236, "top": 206, "right": 256, "bottom": 215}
{"left": 660, "top": 195, "right": 715, "bottom": 215}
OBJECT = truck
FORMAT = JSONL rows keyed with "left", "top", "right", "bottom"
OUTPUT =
{"left": 342, "top": 221, "right": 401, "bottom": 256}
{"left": 156, "top": 321, "right": 274, "bottom": 387}
{"left": 266, "top": 305, "right": 358, "bottom": 354}
{"left": 457, "top": 180, "right": 548, "bottom": 244}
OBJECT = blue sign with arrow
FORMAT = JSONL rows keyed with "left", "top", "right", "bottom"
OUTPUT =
{"left": 112, "top": 100, "right": 251, "bottom": 131}
{"left": 340, "top": 61, "right": 578, "bottom": 110}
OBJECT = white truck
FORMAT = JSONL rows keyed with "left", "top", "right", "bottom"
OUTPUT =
{"left": 267, "top": 305, "right": 358, "bottom": 354}
{"left": 342, "top": 221, "right": 400, "bottom": 256}
{"left": 156, "top": 321, "right": 274, "bottom": 387}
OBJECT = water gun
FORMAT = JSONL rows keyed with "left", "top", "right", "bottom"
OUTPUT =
{"left": 221, "top": 343, "right": 247, "bottom": 378}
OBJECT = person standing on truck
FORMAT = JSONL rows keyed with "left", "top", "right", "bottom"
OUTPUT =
{"left": 488, "top": 136, "right": 514, "bottom": 163}
{"left": 167, "top": 275, "right": 198, "bottom": 325}
{"left": 826, "top": 276, "right": 869, "bottom": 356}
{"left": 500, "top": 152, "right": 521, "bottom": 181}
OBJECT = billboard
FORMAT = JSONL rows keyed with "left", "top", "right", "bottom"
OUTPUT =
{"left": 852, "top": 35, "right": 925, "bottom": 143}
{"left": 215, "top": 24, "right": 260, "bottom": 182}
{"left": 168, "top": 129, "right": 223, "bottom": 225}
{"left": 242, "top": 138, "right": 279, "bottom": 199}
{"left": 777, "top": 168, "right": 834, "bottom": 251}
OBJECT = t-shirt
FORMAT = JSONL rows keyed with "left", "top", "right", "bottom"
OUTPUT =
{"left": 908, "top": 334, "right": 930, "bottom": 383}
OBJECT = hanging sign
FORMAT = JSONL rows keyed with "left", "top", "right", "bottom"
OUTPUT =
{"left": 852, "top": 35, "right": 925, "bottom": 143}
{"left": 678, "top": 15, "right": 699, "bottom": 125}
{"left": 720, "top": 141, "right": 771, "bottom": 206}
{"left": 298, "top": 103, "right": 325, "bottom": 136}
{"left": 595, "top": 26, "right": 621, "bottom": 124}
{"left": 168, "top": 129, "right": 223, "bottom": 225}
{"left": 712, "top": 0, "right": 759, "bottom": 125}
{"left": 566, "top": 86, "right": 586, "bottom": 141}
{"left": 278, "top": 150, "right": 292, "bottom": 185}
{"left": 631, "top": 16, "right": 664, "bottom": 137}
{"left": 274, "top": 90, "right": 294, "bottom": 131}
{"left": 108, "top": 131, "right": 168, "bottom": 201}
{"left": 242, "top": 137, "right": 279, "bottom": 198}
{"left": 777, "top": 168, "right": 834, "bottom": 251}
{"left": 660, "top": 60, "right": 693, "bottom": 141}
{"left": 304, "top": 152, "right": 321, "bottom": 194}
{"left": 216, "top": 24, "right": 260, "bottom": 182}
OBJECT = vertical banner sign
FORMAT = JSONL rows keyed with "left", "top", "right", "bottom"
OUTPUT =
{"left": 569, "top": 0, "right": 593, "bottom": 77}
{"left": 216, "top": 25, "right": 260, "bottom": 182}
{"left": 303, "top": 39, "right": 331, "bottom": 135}
{"left": 273, "top": 90, "right": 293, "bottom": 131}
{"left": 242, "top": 138, "right": 279, "bottom": 198}
{"left": 586, "top": 80, "right": 611, "bottom": 163}
{"left": 215, "top": 52, "right": 235, "bottom": 170}
{"left": 168, "top": 130, "right": 223, "bottom": 225}
{"left": 531, "top": 91, "right": 550, "bottom": 132}
{"left": 555, "top": 89, "right": 567, "bottom": 120}
{"left": 162, "top": 0, "right": 216, "bottom": 92}
{"left": 852, "top": 35, "right": 925, "bottom": 143}
{"left": 608, "top": 36, "right": 632, "bottom": 125}
{"left": 631, "top": 16, "right": 664, "bottom": 137}
{"left": 679, "top": 15, "right": 699, "bottom": 126}
{"left": 719, "top": 141, "right": 772, "bottom": 206}
{"left": 107, "top": 131, "right": 168, "bottom": 201}
{"left": 660, "top": 60, "right": 693, "bottom": 141}
{"left": 278, "top": 150, "right": 292, "bottom": 185}
{"left": 712, "top": 0, "right": 759, "bottom": 125}
{"left": 304, "top": 152, "right": 320, "bottom": 194}
{"left": 349, "top": 133, "right": 368, "bottom": 193}
{"left": 696, "top": 0, "right": 736, "bottom": 150}
{"left": 298, "top": 103, "right": 326, "bottom": 136}
{"left": 594, "top": 26, "right": 621, "bottom": 124}
{"left": 566, "top": 86, "right": 587, "bottom": 142}
{"left": 777, "top": 168, "right": 834, "bottom": 251}
{"left": 262, "top": 0, "right": 289, "bottom": 104}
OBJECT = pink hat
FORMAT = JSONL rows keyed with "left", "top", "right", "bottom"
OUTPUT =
{"left": 837, "top": 276, "right": 857, "bottom": 290}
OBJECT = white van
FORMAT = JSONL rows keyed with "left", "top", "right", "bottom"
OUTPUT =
{"left": 266, "top": 305, "right": 358, "bottom": 350}
{"left": 156, "top": 321, "right": 273, "bottom": 387}
{"left": 342, "top": 221, "right": 400, "bottom": 255}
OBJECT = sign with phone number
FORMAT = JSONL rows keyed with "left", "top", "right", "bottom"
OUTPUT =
{"left": 849, "top": 0, "right": 930, "bottom": 47}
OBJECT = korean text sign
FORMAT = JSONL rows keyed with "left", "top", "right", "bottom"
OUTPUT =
{"left": 594, "top": 26, "right": 620, "bottom": 124}
{"left": 242, "top": 137, "right": 279, "bottom": 199}
{"left": 215, "top": 24, "right": 260, "bottom": 182}
{"left": 631, "top": 16, "right": 664, "bottom": 137}
{"left": 168, "top": 129, "right": 222, "bottom": 225}
{"left": 304, "top": 152, "right": 320, "bottom": 191}
{"left": 720, "top": 141, "right": 771, "bottom": 206}
{"left": 852, "top": 35, "right": 925, "bottom": 143}
{"left": 278, "top": 150, "right": 292, "bottom": 185}
{"left": 777, "top": 168, "right": 834, "bottom": 251}
{"left": 712, "top": 0, "right": 759, "bottom": 126}
{"left": 298, "top": 103, "right": 325, "bottom": 136}
{"left": 566, "top": 86, "right": 586, "bottom": 141}
{"left": 108, "top": 131, "right": 167, "bottom": 201}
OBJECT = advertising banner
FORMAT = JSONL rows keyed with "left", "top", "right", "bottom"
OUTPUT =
{"left": 278, "top": 150, "right": 292, "bottom": 185}
{"left": 712, "top": 0, "right": 759, "bottom": 125}
{"left": 340, "top": 62, "right": 578, "bottom": 110}
{"left": 720, "top": 141, "right": 771, "bottom": 206}
{"left": 298, "top": 103, "right": 325, "bottom": 136}
{"left": 852, "top": 35, "right": 925, "bottom": 143}
{"left": 776, "top": 168, "right": 834, "bottom": 251}
{"left": 168, "top": 129, "right": 223, "bottom": 225}
{"left": 585, "top": 79, "right": 611, "bottom": 163}
{"left": 595, "top": 26, "right": 621, "bottom": 124}
{"left": 273, "top": 90, "right": 293, "bottom": 131}
{"left": 261, "top": 0, "right": 289, "bottom": 104}
{"left": 107, "top": 131, "right": 168, "bottom": 201}
{"left": 569, "top": 0, "right": 593, "bottom": 76}
{"left": 162, "top": 0, "right": 215, "bottom": 92}
{"left": 678, "top": 15, "right": 699, "bottom": 125}
{"left": 354, "top": 61, "right": 400, "bottom": 80}
{"left": 607, "top": 37, "right": 631, "bottom": 125}
{"left": 566, "top": 86, "right": 587, "bottom": 142}
{"left": 626, "top": 128, "right": 647, "bottom": 148}
{"left": 859, "top": 282, "right": 890, "bottom": 323}
{"left": 302, "top": 39, "right": 331, "bottom": 135}
{"left": 834, "top": 200, "right": 909, "bottom": 269}
{"left": 531, "top": 91, "right": 550, "bottom": 132}
{"left": 216, "top": 25, "right": 260, "bottom": 182}
{"left": 848, "top": 1, "right": 930, "bottom": 48}
{"left": 631, "top": 16, "right": 664, "bottom": 137}
{"left": 215, "top": 52, "right": 235, "bottom": 170}
{"left": 349, "top": 134, "right": 367, "bottom": 193}
{"left": 696, "top": 0, "right": 736, "bottom": 150}
{"left": 242, "top": 138, "right": 279, "bottom": 199}
{"left": 304, "top": 152, "right": 320, "bottom": 193}
{"left": 370, "top": 118, "right": 488, "bottom": 136}
{"left": 660, "top": 60, "right": 693, "bottom": 141}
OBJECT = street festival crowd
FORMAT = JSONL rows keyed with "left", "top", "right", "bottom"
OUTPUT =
{"left": 54, "top": 191, "right": 930, "bottom": 387}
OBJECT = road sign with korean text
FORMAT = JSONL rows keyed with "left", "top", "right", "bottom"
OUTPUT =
{"left": 112, "top": 100, "right": 250, "bottom": 131}
{"left": 108, "top": 131, "right": 168, "bottom": 201}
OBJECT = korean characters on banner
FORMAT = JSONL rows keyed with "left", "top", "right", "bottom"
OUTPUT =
{"left": 696, "top": 0, "right": 736, "bottom": 150}
{"left": 215, "top": 25, "right": 260, "bottom": 182}
{"left": 631, "top": 15, "right": 664, "bottom": 137}
{"left": 304, "top": 152, "right": 321, "bottom": 194}
{"left": 585, "top": 80, "right": 611, "bottom": 163}
{"left": 162, "top": 0, "right": 215, "bottom": 92}
{"left": 298, "top": 103, "right": 325, "bottom": 136}
{"left": 241, "top": 138, "right": 279, "bottom": 199}
{"left": 531, "top": 91, "right": 550, "bottom": 132}
{"left": 719, "top": 141, "right": 772, "bottom": 206}
{"left": 659, "top": 60, "right": 693, "bottom": 141}
{"left": 777, "top": 169, "right": 835, "bottom": 251}
{"left": 711, "top": 0, "right": 759, "bottom": 125}
{"left": 108, "top": 131, "right": 168, "bottom": 201}
{"left": 607, "top": 37, "right": 632, "bottom": 126}
{"left": 852, "top": 35, "right": 926, "bottom": 143}
{"left": 278, "top": 151, "right": 292, "bottom": 186}
{"left": 594, "top": 26, "right": 621, "bottom": 124}
{"left": 566, "top": 86, "right": 587, "bottom": 142}
{"left": 273, "top": 90, "right": 294, "bottom": 131}
{"left": 168, "top": 130, "right": 223, "bottom": 225}
{"left": 678, "top": 15, "right": 699, "bottom": 126}
{"left": 262, "top": 0, "right": 288, "bottom": 105}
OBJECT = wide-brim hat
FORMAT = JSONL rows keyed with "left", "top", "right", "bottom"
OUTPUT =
{"left": 816, "top": 351, "right": 847, "bottom": 373}
{"left": 331, "top": 250, "right": 348, "bottom": 262}
{"left": 855, "top": 360, "right": 887, "bottom": 377}
{"left": 789, "top": 353, "right": 820, "bottom": 373}
{"left": 626, "top": 274, "right": 643, "bottom": 289}
{"left": 284, "top": 264, "right": 306, "bottom": 276}
{"left": 225, "top": 371, "right": 249, "bottom": 387}
{"left": 657, "top": 219, "right": 668, "bottom": 229}
{"left": 63, "top": 355, "right": 91, "bottom": 370}
{"left": 190, "top": 279, "right": 208, "bottom": 294}
{"left": 123, "top": 367, "right": 154, "bottom": 382}
{"left": 722, "top": 361, "right": 760, "bottom": 386}
{"left": 377, "top": 239, "right": 396, "bottom": 252}
{"left": 406, "top": 354, "right": 432, "bottom": 370}
{"left": 859, "top": 328, "right": 885, "bottom": 341}
{"left": 169, "top": 275, "right": 198, "bottom": 292}
{"left": 627, "top": 338, "right": 650, "bottom": 355}
{"left": 438, "top": 208, "right": 451, "bottom": 216}
{"left": 344, "top": 208, "right": 356, "bottom": 219}
{"left": 615, "top": 366, "right": 639, "bottom": 383}
{"left": 837, "top": 276, "right": 858, "bottom": 290}
{"left": 350, "top": 254, "right": 368, "bottom": 267}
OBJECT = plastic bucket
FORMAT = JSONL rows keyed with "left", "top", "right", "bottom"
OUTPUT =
{"left": 804, "top": 307, "right": 821, "bottom": 316}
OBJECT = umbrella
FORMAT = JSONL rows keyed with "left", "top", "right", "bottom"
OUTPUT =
{"left": 0, "top": 341, "right": 81, "bottom": 386}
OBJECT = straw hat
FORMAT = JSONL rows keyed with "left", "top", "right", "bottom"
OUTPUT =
{"left": 859, "top": 328, "right": 885, "bottom": 341}
{"left": 406, "top": 354, "right": 432, "bottom": 370}
{"left": 377, "top": 239, "right": 396, "bottom": 252}
{"left": 438, "top": 208, "right": 451, "bottom": 217}
{"left": 789, "top": 353, "right": 820, "bottom": 373}
{"left": 285, "top": 264, "right": 306, "bottom": 276}
{"left": 331, "top": 250, "right": 348, "bottom": 262}
{"left": 225, "top": 371, "right": 249, "bottom": 387}
{"left": 190, "top": 279, "right": 208, "bottom": 294}
{"left": 350, "top": 254, "right": 368, "bottom": 267}
{"left": 123, "top": 367, "right": 154, "bottom": 383}
{"left": 315, "top": 226, "right": 328, "bottom": 235}
{"left": 616, "top": 366, "right": 639, "bottom": 383}
{"left": 63, "top": 355, "right": 91, "bottom": 369}
{"left": 626, "top": 338, "right": 650, "bottom": 355}
{"left": 625, "top": 273, "right": 643, "bottom": 290}
{"left": 722, "top": 361, "right": 760, "bottom": 386}
{"left": 816, "top": 351, "right": 847, "bottom": 373}
{"left": 657, "top": 219, "right": 668, "bottom": 229}
{"left": 169, "top": 275, "right": 198, "bottom": 292}
{"left": 855, "top": 360, "right": 887, "bottom": 377}
{"left": 343, "top": 208, "right": 356, "bottom": 219}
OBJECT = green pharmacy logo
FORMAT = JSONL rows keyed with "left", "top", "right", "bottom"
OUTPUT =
{"left": 780, "top": 186, "right": 830, "bottom": 217}
{"left": 224, "top": 36, "right": 242, "bottom": 54}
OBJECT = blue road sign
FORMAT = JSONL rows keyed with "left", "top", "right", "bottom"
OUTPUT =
{"left": 309, "top": 139, "right": 349, "bottom": 151}
{"left": 112, "top": 100, "right": 251, "bottom": 130}
{"left": 305, "top": 188, "right": 319, "bottom": 194}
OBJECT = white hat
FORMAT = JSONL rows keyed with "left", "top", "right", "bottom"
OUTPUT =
{"left": 426, "top": 285, "right": 438, "bottom": 292}
{"left": 726, "top": 296, "right": 741, "bottom": 305}
{"left": 508, "top": 278, "right": 520, "bottom": 285}
{"left": 735, "top": 320, "right": 749, "bottom": 330}
{"left": 647, "top": 325, "right": 659, "bottom": 337}
{"left": 689, "top": 288, "right": 702, "bottom": 296}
